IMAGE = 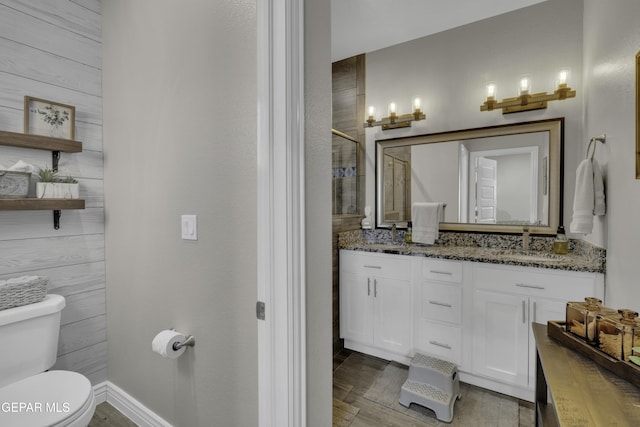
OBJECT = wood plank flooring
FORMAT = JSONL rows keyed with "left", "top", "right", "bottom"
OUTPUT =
{"left": 88, "top": 349, "right": 533, "bottom": 427}
{"left": 89, "top": 402, "right": 137, "bottom": 427}
{"left": 334, "top": 349, "right": 535, "bottom": 427}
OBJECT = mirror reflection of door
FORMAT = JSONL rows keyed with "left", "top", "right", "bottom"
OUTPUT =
{"left": 468, "top": 147, "right": 539, "bottom": 225}
{"left": 474, "top": 156, "right": 497, "bottom": 223}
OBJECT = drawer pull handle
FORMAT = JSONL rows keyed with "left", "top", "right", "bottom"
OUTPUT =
{"left": 364, "top": 265, "right": 382, "bottom": 269}
{"left": 429, "top": 340, "right": 452, "bottom": 350}
{"left": 367, "top": 278, "right": 371, "bottom": 296}
{"left": 522, "top": 300, "right": 526, "bottom": 324}
{"left": 374, "top": 279, "right": 377, "bottom": 298}
{"left": 429, "top": 300, "right": 452, "bottom": 308}
{"left": 430, "top": 269, "right": 453, "bottom": 276}
{"left": 515, "top": 283, "right": 545, "bottom": 290}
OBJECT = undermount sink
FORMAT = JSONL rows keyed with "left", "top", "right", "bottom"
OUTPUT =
{"left": 369, "top": 241, "right": 409, "bottom": 249}
{"left": 493, "top": 249, "right": 566, "bottom": 262}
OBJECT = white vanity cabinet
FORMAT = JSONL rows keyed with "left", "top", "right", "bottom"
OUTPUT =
{"left": 339, "top": 250, "right": 414, "bottom": 361}
{"left": 470, "top": 263, "right": 604, "bottom": 400}
{"left": 339, "top": 247, "right": 605, "bottom": 402}
{"left": 414, "top": 259, "right": 463, "bottom": 366}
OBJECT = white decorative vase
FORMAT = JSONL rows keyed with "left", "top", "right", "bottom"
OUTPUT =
{"left": 36, "top": 182, "right": 79, "bottom": 199}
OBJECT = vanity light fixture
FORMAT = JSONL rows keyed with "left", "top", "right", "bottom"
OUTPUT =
{"left": 481, "top": 71, "right": 576, "bottom": 114}
{"left": 364, "top": 97, "right": 426, "bottom": 130}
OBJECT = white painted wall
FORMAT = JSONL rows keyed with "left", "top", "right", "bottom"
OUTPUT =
{"left": 0, "top": 0, "right": 106, "bottom": 385}
{"left": 102, "top": 1, "right": 258, "bottom": 425}
{"left": 364, "top": 0, "right": 584, "bottom": 232}
{"left": 583, "top": 0, "right": 640, "bottom": 307}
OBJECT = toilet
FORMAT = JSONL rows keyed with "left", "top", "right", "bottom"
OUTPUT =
{"left": 0, "top": 294, "right": 96, "bottom": 426}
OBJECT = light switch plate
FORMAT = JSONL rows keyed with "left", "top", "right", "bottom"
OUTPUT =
{"left": 181, "top": 215, "right": 197, "bottom": 240}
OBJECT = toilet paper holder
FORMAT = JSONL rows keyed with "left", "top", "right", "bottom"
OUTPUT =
{"left": 170, "top": 330, "right": 196, "bottom": 351}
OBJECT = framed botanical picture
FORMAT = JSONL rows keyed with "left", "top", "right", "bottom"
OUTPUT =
{"left": 24, "top": 96, "right": 75, "bottom": 140}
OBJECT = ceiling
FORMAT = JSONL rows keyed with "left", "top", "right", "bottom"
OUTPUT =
{"left": 331, "top": 0, "right": 548, "bottom": 62}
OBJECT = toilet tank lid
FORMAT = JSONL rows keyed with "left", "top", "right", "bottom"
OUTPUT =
{"left": 0, "top": 294, "right": 65, "bottom": 326}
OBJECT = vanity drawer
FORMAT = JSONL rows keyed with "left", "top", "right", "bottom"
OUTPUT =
{"left": 422, "top": 259, "right": 462, "bottom": 283}
{"left": 473, "top": 264, "right": 599, "bottom": 300}
{"left": 340, "top": 250, "right": 412, "bottom": 280}
{"left": 417, "top": 320, "right": 462, "bottom": 365}
{"left": 421, "top": 282, "right": 462, "bottom": 324}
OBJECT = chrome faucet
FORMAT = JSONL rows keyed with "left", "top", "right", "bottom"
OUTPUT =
{"left": 391, "top": 224, "right": 397, "bottom": 242}
{"left": 522, "top": 227, "right": 530, "bottom": 251}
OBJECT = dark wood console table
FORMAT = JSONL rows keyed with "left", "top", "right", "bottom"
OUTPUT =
{"left": 533, "top": 322, "right": 640, "bottom": 426}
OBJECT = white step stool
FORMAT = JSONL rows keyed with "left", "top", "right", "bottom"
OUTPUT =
{"left": 399, "top": 353, "right": 461, "bottom": 423}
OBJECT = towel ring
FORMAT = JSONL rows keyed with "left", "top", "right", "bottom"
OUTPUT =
{"left": 586, "top": 134, "right": 606, "bottom": 160}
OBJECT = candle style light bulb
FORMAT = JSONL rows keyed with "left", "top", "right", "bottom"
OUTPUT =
{"left": 519, "top": 77, "right": 530, "bottom": 95}
{"left": 365, "top": 105, "right": 376, "bottom": 126}
{"left": 558, "top": 70, "right": 568, "bottom": 85}
{"left": 389, "top": 102, "right": 397, "bottom": 116}
{"left": 486, "top": 83, "right": 496, "bottom": 100}
{"left": 557, "top": 70, "right": 569, "bottom": 89}
{"left": 413, "top": 97, "right": 422, "bottom": 112}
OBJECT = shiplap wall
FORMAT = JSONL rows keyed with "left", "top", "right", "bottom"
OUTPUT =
{"left": 0, "top": 0, "right": 105, "bottom": 385}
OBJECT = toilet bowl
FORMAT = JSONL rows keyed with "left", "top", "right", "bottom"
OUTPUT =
{"left": 0, "top": 294, "right": 96, "bottom": 426}
{"left": 0, "top": 371, "right": 95, "bottom": 426}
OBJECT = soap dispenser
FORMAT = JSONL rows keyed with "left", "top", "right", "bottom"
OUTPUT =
{"left": 552, "top": 225, "right": 568, "bottom": 254}
{"left": 405, "top": 221, "right": 412, "bottom": 243}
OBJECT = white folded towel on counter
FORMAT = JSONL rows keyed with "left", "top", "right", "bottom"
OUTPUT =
{"left": 569, "top": 158, "right": 605, "bottom": 234}
{"left": 412, "top": 202, "right": 443, "bottom": 245}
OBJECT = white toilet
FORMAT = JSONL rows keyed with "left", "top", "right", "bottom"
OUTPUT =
{"left": 0, "top": 294, "right": 96, "bottom": 426}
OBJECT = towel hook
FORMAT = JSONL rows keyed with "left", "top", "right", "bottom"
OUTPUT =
{"left": 586, "top": 134, "right": 606, "bottom": 160}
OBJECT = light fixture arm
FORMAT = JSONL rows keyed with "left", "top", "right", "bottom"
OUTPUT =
{"left": 364, "top": 110, "right": 426, "bottom": 130}
{"left": 481, "top": 78, "right": 576, "bottom": 114}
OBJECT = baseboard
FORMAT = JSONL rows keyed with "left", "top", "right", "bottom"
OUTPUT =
{"left": 93, "top": 381, "right": 108, "bottom": 404}
{"left": 93, "top": 381, "right": 172, "bottom": 427}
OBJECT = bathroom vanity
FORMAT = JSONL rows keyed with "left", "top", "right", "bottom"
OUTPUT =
{"left": 339, "top": 231, "right": 605, "bottom": 402}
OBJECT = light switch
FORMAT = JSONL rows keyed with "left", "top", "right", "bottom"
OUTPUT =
{"left": 181, "top": 215, "right": 197, "bottom": 240}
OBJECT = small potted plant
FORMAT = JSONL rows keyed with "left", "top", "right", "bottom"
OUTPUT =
{"left": 35, "top": 167, "right": 79, "bottom": 199}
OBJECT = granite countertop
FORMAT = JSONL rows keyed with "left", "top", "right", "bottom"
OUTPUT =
{"left": 339, "top": 230, "right": 606, "bottom": 274}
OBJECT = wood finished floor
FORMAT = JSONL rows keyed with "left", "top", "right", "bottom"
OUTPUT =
{"left": 334, "top": 349, "right": 535, "bottom": 427}
{"left": 88, "top": 350, "right": 534, "bottom": 427}
{"left": 89, "top": 402, "right": 138, "bottom": 427}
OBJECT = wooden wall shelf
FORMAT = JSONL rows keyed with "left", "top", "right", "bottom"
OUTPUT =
{"left": 0, "top": 199, "right": 85, "bottom": 210}
{"left": 0, "top": 130, "right": 82, "bottom": 152}
{"left": 0, "top": 130, "right": 85, "bottom": 229}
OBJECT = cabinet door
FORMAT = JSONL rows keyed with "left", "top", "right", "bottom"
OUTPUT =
{"left": 373, "top": 276, "right": 412, "bottom": 355}
{"left": 340, "top": 272, "right": 373, "bottom": 345}
{"left": 528, "top": 297, "right": 566, "bottom": 386}
{"left": 473, "top": 289, "right": 528, "bottom": 386}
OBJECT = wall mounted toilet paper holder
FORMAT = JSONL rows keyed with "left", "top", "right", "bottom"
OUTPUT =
{"left": 170, "top": 329, "right": 196, "bottom": 351}
{"left": 173, "top": 335, "right": 195, "bottom": 351}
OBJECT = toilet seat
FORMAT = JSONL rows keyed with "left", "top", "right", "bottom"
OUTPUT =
{"left": 0, "top": 370, "right": 95, "bottom": 427}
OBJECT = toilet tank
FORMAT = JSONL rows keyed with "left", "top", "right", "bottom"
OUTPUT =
{"left": 0, "top": 294, "right": 65, "bottom": 388}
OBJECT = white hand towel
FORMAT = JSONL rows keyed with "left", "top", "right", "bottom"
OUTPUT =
{"left": 593, "top": 159, "right": 606, "bottom": 216}
{"left": 412, "top": 202, "right": 442, "bottom": 245}
{"left": 570, "top": 158, "right": 606, "bottom": 234}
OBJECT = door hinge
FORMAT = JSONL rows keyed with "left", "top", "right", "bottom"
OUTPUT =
{"left": 256, "top": 301, "right": 266, "bottom": 320}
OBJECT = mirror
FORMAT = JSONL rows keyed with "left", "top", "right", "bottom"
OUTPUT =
{"left": 376, "top": 118, "right": 563, "bottom": 234}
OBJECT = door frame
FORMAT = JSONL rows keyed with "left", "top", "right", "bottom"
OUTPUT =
{"left": 257, "top": 0, "right": 307, "bottom": 426}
